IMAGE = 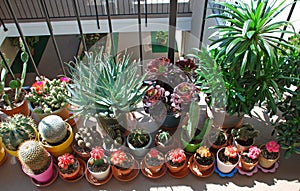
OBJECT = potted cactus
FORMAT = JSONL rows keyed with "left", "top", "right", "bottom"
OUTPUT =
{"left": 240, "top": 146, "right": 261, "bottom": 172}
{"left": 207, "top": 128, "right": 228, "bottom": 153}
{"left": 57, "top": 153, "right": 81, "bottom": 181}
{"left": 38, "top": 115, "right": 74, "bottom": 158}
{"left": 87, "top": 147, "right": 111, "bottom": 181}
{"left": 190, "top": 146, "right": 214, "bottom": 177}
{"left": 72, "top": 132, "right": 91, "bottom": 161}
{"left": 231, "top": 124, "right": 259, "bottom": 152}
{"left": 154, "top": 130, "right": 177, "bottom": 153}
{"left": 110, "top": 150, "right": 136, "bottom": 178}
{"left": 0, "top": 114, "right": 38, "bottom": 157}
{"left": 143, "top": 148, "right": 165, "bottom": 176}
{"left": 165, "top": 148, "right": 188, "bottom": 176}
{"left": 126, "top": 128, "right": 152, "bottom": 157}
{"left": 18, "top": 140, "right": 55, "bottom": 184}
{"left": 258, "top": 141, "right": 280, "bottom": 169}
{"left": 216, "top": 145, "right": 240, "bottom": 173}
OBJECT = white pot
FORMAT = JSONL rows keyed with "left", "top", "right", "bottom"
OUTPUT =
{"left": 87, "top": 158, "right": 111, "bottom": 180}
{"left": 216, "top": 147, "right": 240, "bottom": 174}
{"left": 127, "top": 132, "right": 152, "bottom": 157}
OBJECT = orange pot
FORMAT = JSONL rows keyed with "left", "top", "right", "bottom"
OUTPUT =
{"left": 1, "top": 99, "right": 30, "bottom": 117}
{"left": 59, "top": 158, "right": 81, "bottom": 180}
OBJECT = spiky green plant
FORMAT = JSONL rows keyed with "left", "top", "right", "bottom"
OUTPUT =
{"left": 38, "top": 115, "right": 67, "bottom": 144}
{"left": 0, "top": 114, "right": 36, "bottom": 151}
{"left": 67, "top": 49, "right": 147, "bottom": 132}
{"left": 157, "top": 130, "right": 172, "bottom": 146}
{"left": 18, "top": 140, "right": 50, "bottom": 174}
{"left": 127, "top": 129, "right": 150, "bottom": 148}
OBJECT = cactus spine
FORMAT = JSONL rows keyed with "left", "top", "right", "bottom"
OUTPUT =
{"left": 38, "top": 115, "right": 67, "bottom": 144}
{"left": 18, "top": 140, "right": 50, "bottom": 174}
{"left": 0, "top": 114, "right": 36, "bottom": 151}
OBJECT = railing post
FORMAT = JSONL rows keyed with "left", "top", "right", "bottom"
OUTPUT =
{"left": 168, "top": 0, "right": 178, "bottom": 64}
{"left": 106, "top": 0, "right": 116, "bottom": 59}
{"left": 94, "top": 0, "right": 100, "bottom": 29}
{"left": 280, "top": 0, "right": 297, "bottom": 39}
{"left": 72, "top": 0, "right": 87, "bottom": 52}
{"left": 199, "top": 0, "right": 208, "bottom": 49}
{"left": 138, "top": 0, "right": 143, "bottom": 67}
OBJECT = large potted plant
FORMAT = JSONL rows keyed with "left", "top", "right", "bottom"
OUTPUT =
{"left": 67, "top": 50, "right": 147, "bottom": 140}
{"left": 0, "top": 114, "right": 38, "bottom": 157}
{"left": 0, "top": 42, "right": 29, "bottom": 116}
{"left": 201, "top": 0, "right": 297, "bottom": 127}
{"left": 231, "top": 123, "right": 259, "bottom": 152}
{"left": 26, "top": 76, "right": 71, "bottom": 122}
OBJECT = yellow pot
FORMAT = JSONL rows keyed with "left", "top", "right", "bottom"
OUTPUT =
{"left": 0, "top": 139, "right": 7, "bottom": 165}
{"left": 41, "top": 123, "right": 74, "bottom": 158}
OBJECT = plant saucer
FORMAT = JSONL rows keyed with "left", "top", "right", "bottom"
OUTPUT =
{"left": 167, "top": 161, "right": 190, "bottom": 179}
{"left": 59, "top": 158, "right": 86, "bottom": 182}
{"left": 85, "top": 167, "right": 113, "bottom": 186}
{"left": 112, "top": 160, "right": 140, "bottom": 182}
{"left": 31, "top": 164, "right": 59, "bottom": 187}
{"left": 140, "top": 159, "right": 167, "bottom": 179}
{"left": 188, "top": 157, "right": 214, "bottom": 178}
{"left": 257, "top": 162, "right": 279, "bottom": 173}
{"left": 214, "top": 165, "right": 238, "bottom": 178}
{"left": 237, "top": 162, "right": 258, "bottom": 176}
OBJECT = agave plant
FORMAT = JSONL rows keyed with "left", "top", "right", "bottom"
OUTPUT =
{"left": 207, "top": 0, "right": 297, "bottom": 116}
{"left": 67, "top": 49, "right": 147, "bottom": 132}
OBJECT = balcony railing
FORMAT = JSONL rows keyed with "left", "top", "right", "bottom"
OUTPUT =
{"left": 0, "top": 0, "right": 192, "bottom": 22}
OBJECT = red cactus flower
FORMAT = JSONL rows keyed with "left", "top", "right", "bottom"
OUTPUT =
{"left": 110, "top": 150, "right": 126, "bottom": 165}
{"left": 224, "top": 145, "right": 238, "bottom": 158}
{"left": 247, "top": 146, "right": 261, "bottom": 159}
{"left": 58, "top": 153, "right": 75, "bottom": 170}
{"left": 90, "top": 147, "right": 105, "bottom": 160}
{"left": 266, "top": 141, "right": 280, "bottom": 153}
{"left": 31, "top": 80, "right": 47, "bottom": 94}
{"left": 149, "top": 148, "right": 159, "bottom": 158}
{"left": 169, "top": 148, "right": 186, "bottom": 164}
{"left": 60, "top": 77, "right": 69, "bottom": 83}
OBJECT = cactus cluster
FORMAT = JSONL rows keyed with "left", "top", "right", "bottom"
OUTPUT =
{"left": 127, "top": 129, "right": 150, "bottom": 148}
{"left": 38, "top": 115, "right": 67, "bottom": 144}
{"left": 0, "top": 114, "right": 36, "bottom": 151}
{"left": 18, "top": 140, "right": 50, "bottom": 174}
{"left": 76, "top": 125, "right": 102, "bottom": 149}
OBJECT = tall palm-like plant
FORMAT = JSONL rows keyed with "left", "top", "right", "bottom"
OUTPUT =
{"left": 207, "top": 0, "right": 297, "bottom": 116}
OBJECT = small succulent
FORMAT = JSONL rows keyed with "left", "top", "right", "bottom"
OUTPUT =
{"left": 38, "top": 115, "right": 67, "bottom": 144}
{"left": 157, "top": 130, "right": 172, "bottom": 146}
{"left": 18, "top": 140, "right": 50, "bottom": 174}
{"left": 127, "top": 129, "right": 150, "bottom": 148}
{"left": 195, "top": 146, "right": 213, "bottom": 165}
{"left": 224, "top": 145, "right": 239, "bottom": 159}
{"left": 196, "top": 146, "right": 211, "bottom": 158}
{"left": 261, "top": 141, "right": 280, "bottom": 160}
{"left": 89, "top": 147, "right": 105, "bottom": 167}
{"left": 167, "top": 148, "right": 186, "bottom": 165}
{"left": 231, "top": 123, "right": 259, "bottom": 142}
{"left": 58, "top": 153, "right": 77, "bottom": 172}
{"left": 246, "top": 146, "right": 261, "bottom": 160}
{"left": 0, "top": 114, "right": 36, "bottom": 151}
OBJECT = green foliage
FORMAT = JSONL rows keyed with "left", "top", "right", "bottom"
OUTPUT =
{"left": 18, "top": 140, "right": 50, "bottom": 173}
{"left": 231, "top": 123, "right": 259, "bottom": 142}
{"left": 207, "top": 0, "right": 297, "bottom": 116}
{"left": 155, "top": 31, "right": 168, "bottom": 45}
{"left": 0, "top": 114, "right": 36, "bottom": 151}
{"left": 128, "top": 129, "right": 150, "bottom": 148}
{"left": 67, "top": 49, "right": 147, "bottom": 121}
{"left": 38, "top": 115, "right": 67, "bottom": 144}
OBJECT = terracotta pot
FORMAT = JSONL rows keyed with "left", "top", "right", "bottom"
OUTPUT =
{"left": 41, "top": 122, "right": 74, "bottom": 158}
{"left": 258, "top": 145, "right": 279, "bottom": 169}
{"left": 22, "top": 154, "right": 53, "bottom": 183}
{"left": 207, "top": 133, "right": 228, "bottom": 154}
{"left": 29, "top": 103, "right": 70, "bottom": 121}
{"left": 87, "top": 158, "right": 111, "bottom": 180}
{"left": 240, "top": 158, "right": 258, "bottom": 172}
{"left": 216, "top": 147, "right": 240, "bottom": 173}
{"left": 165, "top": 159, "right": 187, "bottom": 174}
{"left": 144, "top": 151, "right": 165, "bottom": 174}
{"left": 112, "top": 153, "right": 135, "bottom": 176}
{"left": 71, "top": 142, "right": 91, "bottom": 162}
{"left": 1, "top": 99, "right": 30, "bottom": 117}
{"left": 192, "top": 153, "right": 215, "bottom": 173}
{"left": 59, "top": 158, "right": 81, "bottom": 180}
{"left": 206, "top": 106, "right": 244, "bottom": 129}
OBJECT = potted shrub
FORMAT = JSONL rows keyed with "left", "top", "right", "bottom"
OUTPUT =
{"left": 110, "top": 150, "right": 136, "bottom": 177}
{"left": 67, "top": 50, "right": 147, "bottom": 141}
{"left": 165, "top": 148, "right": 188, "bottom": 174}
{"left": 216, "top": 145, "right": 240, "bottom": 173}
{"left": 154, "top": 130, "right": 177, "bottom": 153}
{"left": 18, "top": 140, "right": 55, "bottom": 184}
{"left": 126, "top": 128, "right": 152, "bottom": 157}
{"left": 143, "top": 148, "right": 165, "bottom": 175}
{"left": 231, "top": 124, "right": 259, "bottom": 152}
{"left": 57, "top": 153, "right": 81, "bottom": 181}
{"left": 0, "top": 114, "right": 38, "bottom": 157}
{"left": 259, "top": 141, "right": 280, "bottom": 169}
{"left": 240, "top": 146, "right": 261, "bottom": 172}
{"left": 38, "top": 115, "right": 74, "bottom": 158}
{"left": 0, "top": 44, "right": 29, "bottom": 116}
{"left": 190, "top": 146, "right": 214, "bottom": 177}
{"left": 26, "top": 76, "right": 71, "bottom": 121}
{"left": 87, "top": 147, "right": 111, "bottom": 180}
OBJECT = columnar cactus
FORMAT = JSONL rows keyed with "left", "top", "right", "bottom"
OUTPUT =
{"left": 0, "top": 114, "right": 36, "bottom": 151}
{"left": 18, "top": 140, "right": 50, "bottom": 174}
{"left": 38, "top": 115, "right": 67, "bottom": 144}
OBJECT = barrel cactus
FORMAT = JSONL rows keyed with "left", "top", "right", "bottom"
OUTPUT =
{"left": 38, "top": 115, "right": 67, "bottom": 144}
{"left": 18, "top": 140, "right": 50, "bottom": 174}
{"left": 0, "top": 114, "right": 37, "bottom": 151}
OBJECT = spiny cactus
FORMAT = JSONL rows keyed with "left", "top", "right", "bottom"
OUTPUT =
{"left": 157, "top": 130, "right": 172, "bottom": 146}
{"left": 38, "top": 115, "right": 67, "bottom": 144}
{"left": 231, "top": 123, "right": 259, "bottom": 142}
{"left": 18, "top": 140, "right": 50, "bottom": 174}
{"left": 128, "top": 129, "right": 150, "bottom": 148}
{"left": 0, "top": 114, "right": 36, "bottom": 151}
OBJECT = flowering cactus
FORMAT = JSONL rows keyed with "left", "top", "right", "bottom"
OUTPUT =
{"left": 58, "top": 153, "right": 75, "bottom": 170}
{"left": 224, "top": 145, "right": 239, "bottom": 158}
{"left": 247, "top": 146, "right": 261, "bottom": 159}
{"left": 149, "top": 148, "right": 159, "bottom": 158}
{"left": 168, "top": 148, "right": 186, "bottom": 164}
{"left": 266, "top": 141, "right": 280, "bottom": 153}
{"left": 196, "top": 146, "right": 211, "bottom": 158}
{"left": 89, "top": 147, "right": 105, "bottom": 167}
{"left": 110, "top": 150, "right": 126, "bottom": 166}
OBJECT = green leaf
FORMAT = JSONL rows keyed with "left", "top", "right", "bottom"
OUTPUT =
{"left": 246, "top": 31, "right": 256, "bottom": 39}
{"left": 284, "top": 149, "right": 293, "bottom": 159}
{"left": 9, "top": 80, "right": 21, "bottom": 89}
{"left": 21, "top": 52, "right": 29, "bottom": 63}
{"left": 240, "top": 50, "right": 249, "bottom": 77}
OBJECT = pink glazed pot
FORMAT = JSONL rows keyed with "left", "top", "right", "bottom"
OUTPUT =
{"left": 22, "top": 157, "right": 53, "bottom": 183}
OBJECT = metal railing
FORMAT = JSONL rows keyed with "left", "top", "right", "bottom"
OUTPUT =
{"left": 0, "top": 0, "right": 192, "bottom": 22}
